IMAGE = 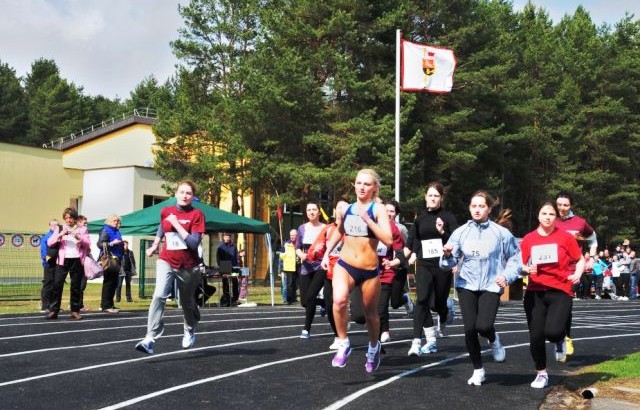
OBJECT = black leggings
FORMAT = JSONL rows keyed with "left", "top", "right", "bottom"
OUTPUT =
{"left": 524, "top": 290, "right": 572, "bottom": 370}
{"left": 298, "top": 269, "right": 326, "bottom": 332}
{"left": 457, "top": 288, "right": 500, "bottom": 369}
{"left": 378, "top": 271, "right": 409, "bottom": 334}
{"left": 413, "top": 262, "right": 452, "bottom": 338}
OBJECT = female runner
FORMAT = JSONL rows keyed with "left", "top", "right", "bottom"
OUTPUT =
{"left": 322, "top": 169, "right": 392, "bottom": 372}
{"left": 520, "top": 202, "right": 584, "bottom": 388}
{"left": 440, "top": 191, "right": 521, "bottom": 385}
{"left": 406, "top": 182, "right": 458, "bottom": 355}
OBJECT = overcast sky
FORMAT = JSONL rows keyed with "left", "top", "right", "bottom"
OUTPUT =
{"left": 0, "top": 0, "right": 637, "bottom": 101}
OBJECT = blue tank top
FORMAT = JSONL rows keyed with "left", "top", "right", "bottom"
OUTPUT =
{"left": 343, "top": 202, "right": 378, "bottom": 239}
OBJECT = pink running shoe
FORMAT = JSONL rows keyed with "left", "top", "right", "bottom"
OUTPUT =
{"left": 332, "top": 345, "right": 351, "bottom": 368}
{"left": 365, "top": 342, "right": 381, "bottom": 373}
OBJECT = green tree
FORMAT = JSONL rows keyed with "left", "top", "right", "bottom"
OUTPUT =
{"left": 0, "top": 61, "right": 27, "bottom": 143}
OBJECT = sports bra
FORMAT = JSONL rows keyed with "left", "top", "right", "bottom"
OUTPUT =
{"left": 343, "top": 202, "right": 378, "bottom": 239}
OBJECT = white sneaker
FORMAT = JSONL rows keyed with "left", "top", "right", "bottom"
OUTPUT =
{"left": 530, "top": 373, "right": 549, "bottom": 388}
{"left": 408, "top": 339, "right": 422, "bottom": 356}
{"left": 380, "top": 331, "right": 391, "bottom": 343}
{"left": 329, "top": 337, "right": 340, "bottom": 350}
{"left": 182, "top": 329, "right": 196, "bottom": 349}
{"left": 595, "top": 295, "right": 601, "bottom": 300}
{"left": 467, "top": 368, "right": 486, "bottom": 386}
{"left": 555, "top": 340, "right": 567, "bottom": 362}
{"left": 404, "top": 293, "right": 414, "bottom": 316}
{"left": 300, "top": 330, "right": 310, "bottom": 339}
{"left": 491, "top": 333, "right": 506, "bottom": 362}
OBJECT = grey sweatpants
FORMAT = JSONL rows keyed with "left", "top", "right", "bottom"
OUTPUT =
{"left": 144, "top": 259, "right": 201, "bottom": 341}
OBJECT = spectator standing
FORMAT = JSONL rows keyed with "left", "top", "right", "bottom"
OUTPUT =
{"left": 77, "top": 215, "right": 92, "bottom": 313}
{"left": 591, "top": 254, "right": 609, "bottom": 299}
{"left": 116, "top": 240, "right": 136, "bottom": 303}
{"left": 630, "top": 251, "right": 639, "bottom": 300}
{"left": 98, "top": 215, "right": 124, "bottom": 313}
{"left": 280, "top": 229, "right": 300, "bottom": 305}
{"left": 46, "top": 207, "right": 91, "bottom": 320}
{"left": 217, "top": 233, "right": 242, "bottom": 307}
{"left": 39, "top": 219, "right": 59, "bottom": 313}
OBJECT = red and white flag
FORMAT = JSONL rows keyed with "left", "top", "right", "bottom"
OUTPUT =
{"left": 401, "top": 39, "right": 456, "bottom": 93}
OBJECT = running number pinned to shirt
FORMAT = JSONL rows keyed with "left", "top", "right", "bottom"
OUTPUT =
{"left": 463, "top": 240, "right": 491, "bottom": 259}
{"left": 421, "top": 239, "right": 443, "bottom": 258}
{"left": 343, "top": 215, "right": 368, "bottom": 237}
{"left": 530, "top": 244, "right": 558, "bottom": 265}
{"left": 165, "top": 232, "right": 187, "bottom": 250}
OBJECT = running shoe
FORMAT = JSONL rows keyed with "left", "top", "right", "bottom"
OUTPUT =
{"left": 332, "top": 344, "right": 351, "bottom": 368}
{"left": 380, "top": 331, "right": 391, "bottom": 343}
{"left": 491, "top": 333, "right": 506, "bottom": 362}
{"left": 467, "top": 368, "right": 486, "bottom": 386}
{"left": 419, "top": 342, "right": 438, "bottom": 355}
{"left": 565, "top": 337, "right": 574, "bottom": 356}
{"left": 182, "top": 329, "right": 196, "bottom": 349}
{"left": 404, "top": 293, "right": 414, "bottom": 316}
{"left": 329, "top": 337, "right": 340, "bottom": 350}
{"left": 300, "top": 330, "right": 310, "bottom": 339}
{"left": 408, "top": 339, "right": 422, "bottom": 356}
{"left": 79, "top": 307, "right": 92, "bottom": 313}
{"left": 595, "top": 295, "right": 601, "bottom": 300}
{"left": 555, "top": 340, "right": 567, "bottom": 362}
{"left": 135, "top": 339, "right": 155, "bottom": 355}
{"left": 530, "top": 373, "right": 549, "bottom": 388}
{"left": 365, "top": 342, "right": 381, "bottom": 373}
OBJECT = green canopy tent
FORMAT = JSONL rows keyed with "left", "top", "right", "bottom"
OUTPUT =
{"left": 88, "top": 198, "right": 276, "bottom": 305}
{"left": 88, "top": 198, "right": 269, "bottom": 235}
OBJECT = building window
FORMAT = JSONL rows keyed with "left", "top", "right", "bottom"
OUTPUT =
{"left": 143, "top": 195, "right": 168, "bottom": 208}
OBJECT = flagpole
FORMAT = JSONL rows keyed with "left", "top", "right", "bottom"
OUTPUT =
{"left": 395, "top": 29, "right": 401, "bottom": 202}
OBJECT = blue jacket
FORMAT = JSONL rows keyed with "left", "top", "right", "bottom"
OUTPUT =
{"left": 40, "top": 230, "right": 54, "bottom": 267}
{"left": 440, "top": 220, "right": 522, "bottom": 294}
{"left": 98, "top": 225, "right": 124, "bottom": 258}
{"left": 592, "top": 259, "right": 609, "bottom": 276}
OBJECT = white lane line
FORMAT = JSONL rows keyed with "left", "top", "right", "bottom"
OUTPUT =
{"left": 0, "top": 315, "right": 304, "bottom": 340}
{"left": 0, "top": 333, "right": 338, "bottom": 388}
{"left": 322, "top": 332, "right": 640, "bottom": 410}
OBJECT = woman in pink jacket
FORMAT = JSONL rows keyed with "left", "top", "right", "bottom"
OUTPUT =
{"left": 46, "top": 207, "right": 91, "bottom": 320}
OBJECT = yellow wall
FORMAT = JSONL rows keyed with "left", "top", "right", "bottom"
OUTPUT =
{"left": 63, "top": 124, "right": 156, "bottom": 170}
{"left": 0, "top": 143, "right": 83, "bottom": 233}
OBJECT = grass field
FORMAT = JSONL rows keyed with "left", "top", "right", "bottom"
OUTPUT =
{"left": 0, "top": 280, "right": 281, "bottom": 315}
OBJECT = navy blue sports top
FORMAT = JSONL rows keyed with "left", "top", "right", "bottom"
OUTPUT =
{"left": 343, "top": 202, "right": 378, "bottom": 239}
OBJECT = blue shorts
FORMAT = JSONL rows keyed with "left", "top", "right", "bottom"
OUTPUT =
{"left": 337, "top": 259, "right": 378, "bottom": 286}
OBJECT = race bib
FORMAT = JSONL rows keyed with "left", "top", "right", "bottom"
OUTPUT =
{"left": 463, "top": 239, "right": 490, "bottom": 259}
{"left": 376, "top": 243, "right": 388, "bottom": 257}
{"left": 343, "top": 214, "right": 368, "bottom": 237}
{"left": 531, "top": 244, "right": 558, "bottom": 264}
{"left": 421, "top": 239, "right": 443, "bottom": 258}
{"left": 165, "top": 232, "right": 187, "bottom": 250}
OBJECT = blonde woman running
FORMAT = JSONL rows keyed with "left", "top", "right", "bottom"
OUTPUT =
{"left": 322, "top": 169, "right": 392, "bottom": 373}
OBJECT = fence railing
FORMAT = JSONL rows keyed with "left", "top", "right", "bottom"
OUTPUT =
{"left": 42, "top": 107, "right": 158, "bottom": 150}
